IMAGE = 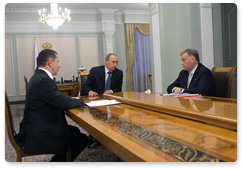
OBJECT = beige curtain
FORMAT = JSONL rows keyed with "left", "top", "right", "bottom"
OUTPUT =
{"left": 125, "top": 24, "right": 150, "bottom": 91}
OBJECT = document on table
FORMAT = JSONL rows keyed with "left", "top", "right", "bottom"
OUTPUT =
{"left": 85, "top": 99, "right": 121, "bottom": 107}
{"left": 162, "top": 93, "right": 202, "bottom": 98}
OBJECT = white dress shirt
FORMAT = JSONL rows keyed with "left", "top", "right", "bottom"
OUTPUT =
{"left": 39, "top": 68, "right": 53, "bottom": 80}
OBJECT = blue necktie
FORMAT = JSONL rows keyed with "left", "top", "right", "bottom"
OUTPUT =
{"left": 105, "top": 71, "right": 112, "bottom": 91}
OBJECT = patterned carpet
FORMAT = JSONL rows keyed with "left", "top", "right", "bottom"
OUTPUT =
{"left": 5, "top": 104, "right": 119, "bottom": 162}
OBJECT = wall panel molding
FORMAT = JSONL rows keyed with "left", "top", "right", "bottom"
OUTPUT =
{"left": 5, "top": 36, "right": 16, "bottom": 96}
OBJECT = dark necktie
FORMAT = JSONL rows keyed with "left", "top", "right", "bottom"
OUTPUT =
{"left": 105, "top": 71, "right": 112, "bottom": 91}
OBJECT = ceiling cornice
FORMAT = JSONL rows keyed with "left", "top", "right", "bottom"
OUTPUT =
{"left": 5, "top": 8, "right": 149, "bottom": 15}
{"left": 5, "top": 8, "right": 38, "bottom": 13}
{"left": 122, "top": 10, "right": 149, "bottom": 15}
{"left": 5, "top": 21, "right": 103, "bottom": 33}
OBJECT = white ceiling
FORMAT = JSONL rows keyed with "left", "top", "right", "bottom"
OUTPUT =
{"left": 5, "top": 3, "right": 149, "bottom": 11}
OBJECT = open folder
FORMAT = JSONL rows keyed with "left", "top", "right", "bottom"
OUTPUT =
{"left": 85, "top": 99, "right": 121, "bottom": 107}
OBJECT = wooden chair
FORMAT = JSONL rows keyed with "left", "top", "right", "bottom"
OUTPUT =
{"left": 24, "top": 76, "right": 28, "bottom": 90}
{"left": 148, "top": 74, "right": 152, "bottom": 91}
{"left": 77, "top": 71, "right": 99, "bottom": 147}
{"left": 5, "top": 91, "right": 71, "bottom": 162}
{"left": 78, "top": 71, "right": 90, "bottom": 96}
{"left": 211, "top": 67, "right": 237, "bottom": 98}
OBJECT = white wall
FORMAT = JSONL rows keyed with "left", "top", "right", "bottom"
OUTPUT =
{"left": 79, "top": 36, "right": 99, "bottom": 70}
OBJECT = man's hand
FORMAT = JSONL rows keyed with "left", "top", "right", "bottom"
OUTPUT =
{"left": 103, "top": 90, "right": 113, "bottom": 94}
{"left": 173, "top": 87, "right": 184, "bottom": 94}
{"left": 89, "top": 91, "right": 98, "bottom": 97}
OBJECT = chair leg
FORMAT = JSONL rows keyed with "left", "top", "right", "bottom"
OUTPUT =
{"left": 66, "top": 148, "right": 72, "bottom": 162}
{"left": 16, "top": 152, "right": 22, "bottom": 162}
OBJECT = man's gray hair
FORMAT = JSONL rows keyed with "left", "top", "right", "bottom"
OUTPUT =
{"left": 180, "top": 48, "right": 200, "bottom": 63}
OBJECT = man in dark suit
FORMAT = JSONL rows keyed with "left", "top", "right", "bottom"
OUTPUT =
{"left": 16, "top": 49, "right": 89, "bottom": 162}
{"left": 83, "top": 53, "right": 123, "bottom": 97}
{"left": 167, "top": 48, "right": 216, "bottom": 96}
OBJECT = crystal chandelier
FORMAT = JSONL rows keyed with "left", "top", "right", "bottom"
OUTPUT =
{"left": 38, "top": 3, "right": 71, "bottom": 30}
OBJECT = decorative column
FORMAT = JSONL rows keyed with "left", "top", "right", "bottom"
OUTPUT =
{"left": 150, "top": 3, "right": 163, "bottom": 93}
{"left": 102, "top": 22, "right": 115, "bottom": 54}
{"left": 99, "top": 9, "right": 117, "bottom": 55}
{"left": 200, "top": 3, "right": 214, "bottom": 70}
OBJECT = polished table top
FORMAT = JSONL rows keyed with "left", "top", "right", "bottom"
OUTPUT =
{"left": 104, "top": 92, "right": 237, "bottom": 130}
{"left": 67, "top": 92, "right": 237, "bottom": 162}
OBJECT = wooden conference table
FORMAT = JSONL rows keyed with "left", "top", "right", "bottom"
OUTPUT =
{"left": 67, "top": 92, "right": 237, "bottom": 162}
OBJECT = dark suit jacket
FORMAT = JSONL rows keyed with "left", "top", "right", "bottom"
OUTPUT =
{"left": 16, "top": 69, "right": 84, "bottom": 154}
{"left": 167, "top": 63, "right": 216, "bottom": 96}
{"left": 82, "top": 65, "right": 123, "bottom": 95}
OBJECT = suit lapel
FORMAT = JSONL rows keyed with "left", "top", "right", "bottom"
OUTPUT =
{"left": 101, "top": 66, "right": 105, "bottom": 87}
{"left": 184, "top": 72, "right": 189, "bottom": 88}
{"left": 189, "top": 64, "right": 201, "bottom": 87}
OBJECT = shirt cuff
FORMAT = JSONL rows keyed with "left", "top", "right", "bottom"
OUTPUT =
{"left": 172, "top": 87, "right": 176, "bottom": 93}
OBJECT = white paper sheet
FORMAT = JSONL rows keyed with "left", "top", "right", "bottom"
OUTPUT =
{"left": 85, "top": 99, "right": 121, "bottom": 107}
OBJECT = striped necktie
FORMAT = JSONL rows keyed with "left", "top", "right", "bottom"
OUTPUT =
{"left": 105, "top": 71, "right": 112, "bottom": 91}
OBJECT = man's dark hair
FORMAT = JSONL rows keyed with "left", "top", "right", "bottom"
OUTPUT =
{"left": 37, "top": 49, "right": 58, "bottom": 67}
{"left": 180, "top": 48, "right": 200, "bottom": 63}
{"left": 105, "top": 53, "right": 117, "bottom": 60}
